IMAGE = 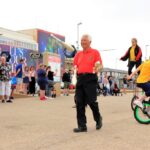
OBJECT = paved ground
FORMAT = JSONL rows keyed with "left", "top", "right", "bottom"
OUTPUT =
{"left": 0, "top": 94, "right": 150, "bottom": 150}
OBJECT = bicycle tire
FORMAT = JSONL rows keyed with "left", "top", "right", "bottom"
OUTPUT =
{"left": 134, "top": 101, "right": 150, "bottom": 124}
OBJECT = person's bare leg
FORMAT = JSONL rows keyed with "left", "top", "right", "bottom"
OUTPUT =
{"left": 16, "top": 84, "right": 19, "bottom": 93}
{"left": 22, "top": 83, "right": 25, "bottom": 94}
{"left": 63, "top": 89, "right": 66, "bottom": 95}
{"left": 67, "top": 89, "right": 69, "bottom": 95}
{"left": 39, "top": 90, "right": 42, "bottom": 98}
{"left": 134, "top": 95, "right": 147, "bottom": 109}
{"left": 135, "top": 86, "right": 139, "bottom": 97}
{"left": 10, "top": 89, "right": 14, "bottom": 98}
{"left": 138, "top": 95, "right": 147, "bottom": 102}
{"left": 1, "top": 95, "right": 5, "bottom": 102}
{"left": 124, "top": 88, "right": 127, "bottom": 94}
{"left": 17, "top": 83, "right": 23, "bottom": 93}
{"left": 19, "top": 82, "right": 23, "bottom": 92}
{"left": 24, "top": 84, "right": 28, "bottom": 94}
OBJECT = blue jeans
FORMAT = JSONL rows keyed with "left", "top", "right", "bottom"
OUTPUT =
{"left": 46, "top": 80, "right": 55, "bottom": 97}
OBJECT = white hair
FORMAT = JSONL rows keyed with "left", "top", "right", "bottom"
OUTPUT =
{"left": 81, "top": 34, "right": 92, "bottom": 42}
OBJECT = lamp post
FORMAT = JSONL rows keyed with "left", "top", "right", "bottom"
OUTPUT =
{"left": 145, "top": 45, "right": 150, "bottom": 60}
{"left": 77, "top": 22, "right": 82, "bottom": 50}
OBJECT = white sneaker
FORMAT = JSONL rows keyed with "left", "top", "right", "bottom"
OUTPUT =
{"left": 145, "top": 107, "right": 150, "bottom": 117}
{"left": 134, "top": 100, "right": 143, "bottom": 109}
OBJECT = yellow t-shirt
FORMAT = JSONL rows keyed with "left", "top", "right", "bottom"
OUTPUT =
{"left": 137, "top": 60, "right": 150, "bottom": 83}
{"left": 130, "top": 47, "right": 136, "bottom": 61}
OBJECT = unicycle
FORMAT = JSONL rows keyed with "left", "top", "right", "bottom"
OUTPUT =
{"left": 131, "top": 80, "right": 140, "bottom": 110}
{"left": 131, "top": 88, "right": 145, "bottom": 111}
{"left": 134, "top": 99, "right": 150, "bottom": 124}
{"left": 131, "top": 95, "right": 139, "bottom": 111}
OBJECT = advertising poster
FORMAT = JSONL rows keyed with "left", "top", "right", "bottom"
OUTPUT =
{"left": 47, "top": 55, "right": 61, "bottom": 82}
{"left": 38, "top": 29, "right": 65, "bottom": 68}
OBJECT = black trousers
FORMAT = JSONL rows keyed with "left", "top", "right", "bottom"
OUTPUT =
{"left": 128, "top": 61, "right": 141, "bottom": 75}
{"left": 75, "top": 74, "right": 102, "bottom": 128}
{"left": 29, "top": 77, "right": 36, "bottom": 94}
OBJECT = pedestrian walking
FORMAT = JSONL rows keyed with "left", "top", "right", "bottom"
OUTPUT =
{"left": 73, "top": 34, "right": 103, "bottom": 133}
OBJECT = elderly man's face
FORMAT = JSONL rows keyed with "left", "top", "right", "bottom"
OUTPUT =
{"left": 1, "top": 57, "right": 6, "bottom": 64}
{"left": 81, "top": 36, "right": 91, "bottom": 50}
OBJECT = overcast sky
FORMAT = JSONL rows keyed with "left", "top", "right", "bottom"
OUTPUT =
{"left": 0, "top": 0, "right": 150, "bottom": 70}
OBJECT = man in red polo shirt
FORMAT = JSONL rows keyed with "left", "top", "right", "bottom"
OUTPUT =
{"left": 73, "top": 34, "right": 103, "bottom": 133}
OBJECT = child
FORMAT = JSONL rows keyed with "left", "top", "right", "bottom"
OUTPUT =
{"left": 128, "top": 59, "right": 150, "bottom": 108}
{"left": 10, "top": 72, "right": 17, "bottom": 100}
{"left": 23, "top": 66, "right": 30, "bottom": 94}
{"left": 113, "top": 82, "right": 120, "bottom": 96}
{"left": 51, "top": 88, "right": 56, "bottom": 98}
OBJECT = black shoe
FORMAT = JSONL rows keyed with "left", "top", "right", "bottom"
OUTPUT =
{"left": 2, "top": 100, "right": 5, "bottom": 103}
{"left": 73, "top": 127, "right": 87, "bottom": 133}
{"left": 96, "top": 121, "right": 102, "bottom": 130}
{"left": 6, "top": 100, "right": 13, "bottom": 103}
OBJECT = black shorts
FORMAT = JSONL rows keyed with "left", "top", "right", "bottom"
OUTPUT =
{"left": 137, "top": 82, "right": 150, "bottom": 97}
{"left": 38, "top": 80, "right": 47, "bottom": 90}
{"left": 23, "top": 77, "right": 29, "bottom": 83}
{"left": 75, "top": 74, "right": 97, "bottom": 105}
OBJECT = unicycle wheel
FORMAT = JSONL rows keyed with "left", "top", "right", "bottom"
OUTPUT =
{"left": 131, "top": 95, "right": 139, "bottom": 111}
{"left": 134, "top": 101, "right": 150, "bottom": 124}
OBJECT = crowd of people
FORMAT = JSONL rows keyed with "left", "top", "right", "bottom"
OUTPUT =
{"left": 0, "top": 53, "right": 78, "bottom": 103}
{"left": 0, "top": 54, "right": 129, "bottom": 104}
{"left": 97, "top": 73, "right": 123, "bottom": 96}
{"left": 0, "top": 56, "right": 59, "bottom": 102}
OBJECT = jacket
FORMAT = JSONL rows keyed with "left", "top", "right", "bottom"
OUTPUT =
{"left": 120, "top": 45, "right": 142, "bottom": 63}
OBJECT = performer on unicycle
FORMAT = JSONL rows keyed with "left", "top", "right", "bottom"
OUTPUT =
{"left": 120, "top": 38, "right": 142, "bottom": 75}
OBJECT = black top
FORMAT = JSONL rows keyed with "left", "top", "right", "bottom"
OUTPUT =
{"left": 123, "top": 78, "right": 127, "bottom": 84}
{"left": 47, "top": 71, "right": 54, "bottom": 81}
{"left": 62, "top": 72, "right": 71, "bottom": 82}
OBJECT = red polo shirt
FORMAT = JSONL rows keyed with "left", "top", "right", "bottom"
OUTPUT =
{"left": 73, "top": 48, "right": 103, "bottom": 74}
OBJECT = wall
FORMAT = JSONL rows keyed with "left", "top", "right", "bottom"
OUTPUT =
{"left": 37, "top": 29, "right": 66, "bottom": 75}
{"left": 0, "top": 44, "right": 41, "bottom": 71}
